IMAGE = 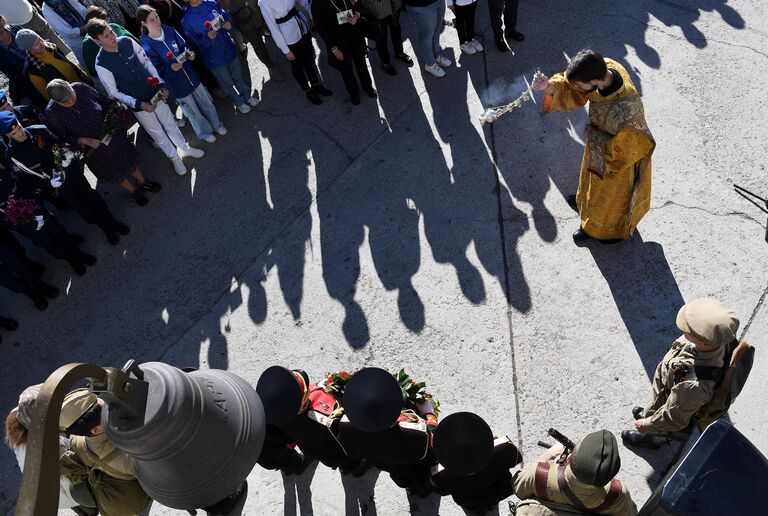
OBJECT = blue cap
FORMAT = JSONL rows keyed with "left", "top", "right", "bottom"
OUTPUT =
{"left": 0, "top": 110, "right": 18, "bottom": 135}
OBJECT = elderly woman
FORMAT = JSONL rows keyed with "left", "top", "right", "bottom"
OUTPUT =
{"left": 5, "top": 384, "right": 94, "bottom": 511}
{"left": 13, "top": 28, "right": 91, "bottom": 102}
{"left": 45, "top": 79, "right": 161, "bottom": 207}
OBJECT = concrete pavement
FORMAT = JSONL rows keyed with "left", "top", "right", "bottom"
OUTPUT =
{"left": 1, "top": 0, "right": 767, "bottom": 514}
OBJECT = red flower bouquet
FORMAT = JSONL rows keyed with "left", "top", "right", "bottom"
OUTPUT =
{"left": 147, "top": 76, "right": 160, "bottom": 86}
{"left": 1, "top": 195, "right": 40, "bottom": 226}
{"left": 166, "top": 51, "right": 174, "bottom": 58}
{"left": 323, "top": 370, "right": 353, "bottom": 397}
{"left": 204, "top": 20, "right": 212, "bottom": 29}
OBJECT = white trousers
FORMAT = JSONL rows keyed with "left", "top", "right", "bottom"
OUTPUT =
{"left": 133, "top": 101, "right": 188, "bottom": 159}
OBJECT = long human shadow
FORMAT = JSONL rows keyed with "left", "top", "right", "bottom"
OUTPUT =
{"left": 588, "top": 234, "right": 686, "bottom": 378}
{"left": 417, "top": 49, "right": 529, "bottom": 311}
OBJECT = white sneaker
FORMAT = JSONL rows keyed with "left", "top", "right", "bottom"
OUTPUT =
{"left": 247, "top": 96, "right": 260, "bottom": 107}
{"left": 201, "top": 134, "right": 217, "bottom": 143}
{"left": 435, "top": 55, "right": 452, "bottom": 67}
{"left": 176, "top": 118, "right": 187, "bottom": 128}
{"left": 215, "top": 126, "right": 228, "bottom": 136}
{"left": 171, "top": 156, "right": 187, "bottom": 176}
{"left": 424, "top": 63, "right": 446, "bottom": 78}
{"left": 460, "top": 42, "right": 477, "bottom": 55}
{"left": 470, "top": 39, "right": 484, "bottom": 52}
{"left": 178, "top": 146, "right": 205, "bottom": 158}
{"left": 237, "top": 103, "right": 252, "bottom": 114}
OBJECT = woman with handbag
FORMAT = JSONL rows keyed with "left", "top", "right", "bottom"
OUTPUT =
{"left": 311, "top": 0, "right": 376, "bottom": 105}
{"left": 217, "top": 0, "right": 284, "bottom": 82}
{"left": 358, "top": 0, "right": 412, "bottom": 75}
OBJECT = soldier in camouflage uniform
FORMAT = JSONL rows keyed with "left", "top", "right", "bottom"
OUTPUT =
{"left": 622, "top": 298, "right": 740, "bottom": 448}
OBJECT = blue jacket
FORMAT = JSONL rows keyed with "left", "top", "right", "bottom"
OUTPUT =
{"left": 181, "top": 0, "right": 237, "bottom": 69}
{"left": 141, "top": 25, "right": 201, "bottom": 99}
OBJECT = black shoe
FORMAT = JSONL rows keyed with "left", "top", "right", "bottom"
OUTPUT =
{"left": 382, "top": 63, "right": 397, "bottom": 75}
{"left": 572, "top": 228, "right": 593, "bottom": 243}
{"left": 132, "top": 190, "right": 149, "bottom": 206}
{"left": 621, "top": 430, "right": 663, "bottom": 449}
{"left": 364, "top": 86, "right": 378, "bottom": 98}
{"left": 139, "top": 179, "right": 162, "bottom": 192}
{"left": 69, "top": 260, "right": 87, "bottom": 276}
{"left": 80, "top": 253, "right": 97, "bottom": 266}
{"left": 313, "top": 85, "right": 333, "bottom": 96}
{"left": 495, "top": 37, "right": 509, "bottom": 52}
{"left": 69, "top": 233, "right": 85, "bottom": 245}
{"left": 506, "top": 29, "right": 525, "bottom": 41}
{"left": 351, "top": 95, "right": 361, "bottom": 106}
{"left": 566, "top": 194, "right": 579, "bottom": 213}
{"left": 395, "top": 52, "right": 413, "bottom": 66}
{"left": 632, "top": 406, "right": 645, "bottom": 420}
{"left": 42, "top": 283, "right": 59, "bottom": 299}
{"left": 306, "top": 90, "right": 322, "bottom": 105}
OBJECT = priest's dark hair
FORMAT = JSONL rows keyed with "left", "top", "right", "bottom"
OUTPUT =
{"left": 566, "top": 49, "right": 608, "bottom": 83}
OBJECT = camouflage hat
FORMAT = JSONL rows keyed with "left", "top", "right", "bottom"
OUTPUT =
{"left": 570, "top": 430, "right": 621, "bottom": 487}
{"left": 59, "top": 389, "right": 98, "bottom": 430}
{"left": 676, "top": 298, "right": 740, "bottom": 347}
{"left": 16, "top": 384, "right": 43, "bottom": 429}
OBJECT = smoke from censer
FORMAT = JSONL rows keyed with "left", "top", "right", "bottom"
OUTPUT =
{"left": 480, "top": 73, "right": 535, "bottom": 107}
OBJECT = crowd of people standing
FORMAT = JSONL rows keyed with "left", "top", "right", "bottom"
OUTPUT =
{"left": 0, "top": 0, "right": 524, "bottom": 334}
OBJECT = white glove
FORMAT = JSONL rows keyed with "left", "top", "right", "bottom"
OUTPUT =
{"left": 50, "top": 176, "right": 64, "bottom": 188}
{"left": 34, "top": 215, "right": 45, "bottom": 231}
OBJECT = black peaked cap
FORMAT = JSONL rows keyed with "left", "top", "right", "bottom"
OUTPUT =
{"left": 343, "top": 367, "right": 403, "bottom": 433}
{"left": 434, "top": 412, "right": 494, "bottom": 475}
{"left": 255, "top": 365, "right": 304, "bottom": 425}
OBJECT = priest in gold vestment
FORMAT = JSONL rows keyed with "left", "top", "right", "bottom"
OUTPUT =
{"left": 533, "top": 49, "right": 654, "bottom": 244}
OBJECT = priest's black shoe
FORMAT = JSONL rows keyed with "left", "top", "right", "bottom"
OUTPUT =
{"left": 572, "top": 228, "right": 593, "bottom": 243}
{"left": 506, "top": 29, "right": 525, "bottom": 41}
{"left": 495, "top": 37, "right": 509, "bottom": 52}
{"left": 364, "top": 86, "right": 378, "bottom": 98}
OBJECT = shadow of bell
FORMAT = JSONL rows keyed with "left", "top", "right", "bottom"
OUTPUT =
{"left": 639, "top": 420, "right": 768, "bottom": 515}
{"left": 104, "top": 362, "right": 265, "bottom": 510}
